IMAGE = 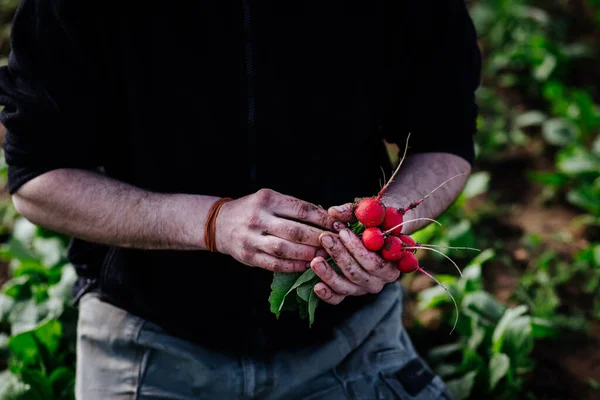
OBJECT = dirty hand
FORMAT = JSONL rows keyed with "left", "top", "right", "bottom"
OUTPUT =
{"left": 215, "top": 189, "right": 345, "bottom": 272}
{"left": 309, "top": 202, "right": 400, "bottom": 304}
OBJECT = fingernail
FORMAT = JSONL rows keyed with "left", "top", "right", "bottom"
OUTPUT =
{"left": 317, "top": 287, "right": 327, "bottom": 296}
{"left": 332, "top": 206, "right": 345, "bottom": 213}
{"left": 333, "top": 221, "right": 346, "bottom": 232}
{"left": 339, "top": 229, "right": 350, "bottom": 241}
{"left": 321, "top": 235, "right": 335, "bottom": 249}
{"left": 313, "top": 261, "right": 326, "bottom": 274}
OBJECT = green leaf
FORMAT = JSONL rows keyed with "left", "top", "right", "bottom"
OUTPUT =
{"left": 351, "top": 221, "right": 365, "bottom": 235}
{"left": 445, "top": 371, "right": 478, "bottom": 400}
{"left": 8, "top": 332, "right": 39, "bottom": 368}
{"left": 492, "top": 305, "right": 529, "bottom": 354}
{"left": 468, "top": 249, "right": 495, "bottom": 268}
{"left": 489, "top": 353, "right": 510, "bottom": 390}
{"left": 513, "top": 110, "right": 547, "bottom": 128}
{"left": 32, "top": 318, "right": 63, "bottom": 356}
{"left": 0, "top": 370, "right": 30, "bottom": 400}
{"left": 269, "top": 272, "right": 302, "bottom": 318}
{"left": 0, "top": 237, "right": 37, "bottom": 264}
{"left": 567, "top": 186, "right": 600, "bottom": 215}
{"left": 556, "top": 146, "right": 600, "bottom": 175}
{"left": 297, "top": 295, "right": 308, "bottom": 320}
{"left": 533, "top": 54, "right": 557, "bottom": 81}
{"left": 308, "top": 289, "right": 319, "bottom": 327}
{"left": 32, "top": 237, "right": 65, "bottom": 268}
{"left": 503, "top": 316, "right": 534, "bottom": 363}
{"left": 462, "top": 292, "right": 506, "bottom": 323}
{"left": 460, "top": 348, "right": 484, "bottom": 375}
{"left": 49, "top": 367, "right": 75, "bottom": 400}
{"left": 12, "top": 218, "right": 37, "bottom": 245}
{"left": 428, "top": 342, "right": 464, "bottom": 364}
{"left": 593, "top": 136, "right": 600, "bottom": 156}
{"left": 12, "top": 261, "right": 52, "bottom": 281}
{"left": 10, "top": 319, "right": 63, "bottom": 368}
{"left": 0, "top": 293, "right": 14, "bottom": 323}
{"left": 527, "top": 171, "right": 569, "bottom": 187}
{"left": 2, "top": 276, "right": 31, "bottom": 300}
{"left": 278, "top": 269, "right": 317, "bottom": 313}
{"left": 8, "top": 299, "right": 48, "bottom": 335}
{"left": 466, "top": 321, "right": 485, "bottom": 350}
{"left": 418, "top": 284, "right": 455, "bottom": 310}
{"left": 588, "top": 377, "right": 600, "bottom": 390}
{"left": 531, "top": 317, "right": 558, "bottom": 338}
{"left": 297, "top": 279, "right": 317, "bottom": 302}
{"left": 435, "top": 363, "right": 462, "bottom": 378}
{"left": 0, "top": 332, "right": 8, "bottom": 349}
{"left": 447, "top": 220, "right": 472, "bottom": 242}
{"left": 48, "top": 265, "right": 77, "bottom": 302}
{"left": 462, "top": 172, "right": 491, "bottom": 199}
{"left": 20, "top": 370, "right": 53, "bottom": 400}
{"left": 410, "top": 222, "right": 438, "bottom": 245}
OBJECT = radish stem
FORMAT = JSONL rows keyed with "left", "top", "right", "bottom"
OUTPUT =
{"left": 382, "top": 217, "right": 442, "bottom": 236}
{"left": 405, "top": 173, "right": 467, "bottom": 211}
{"left": 376, "top": 132, "right": 411, "bottom": 202}
{"left": 380, "top": 166, "right": 387, "bottom": 190}
{"left": 416, "top": 265, "right": 459, "bottom": 335}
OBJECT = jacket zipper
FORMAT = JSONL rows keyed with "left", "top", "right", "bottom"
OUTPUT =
{"left": 242, "top": 0, "right": 257, "bottom": 185}
{"left": 242, "top": 0, "right": 264, "bottom": 358}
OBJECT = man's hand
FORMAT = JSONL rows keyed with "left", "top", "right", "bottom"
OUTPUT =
{"left": 310, "top": 228, "right": 400, "bottom": 305}
{"left": 311, "top": 153, "right": 471, "bottom": 305}
{"left": 215, "top": 189, "right": 345, "bottom": 273}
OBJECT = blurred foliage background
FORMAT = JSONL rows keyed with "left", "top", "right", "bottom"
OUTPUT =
{"left": 0, "top": 0, "right": 599, "bottom": 399}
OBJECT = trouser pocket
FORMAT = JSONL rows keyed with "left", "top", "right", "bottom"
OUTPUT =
{"left": 75, "top": 293, "right": 147, "bottom": 400}
{"left": 376, "top": 355, "right": 451, "bottom": 400}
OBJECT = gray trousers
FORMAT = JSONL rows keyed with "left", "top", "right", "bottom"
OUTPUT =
{"left": 75, "top": 284, "right": 452, "bottom": 399}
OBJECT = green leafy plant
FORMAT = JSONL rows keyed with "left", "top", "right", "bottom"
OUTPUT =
{"left": 416, "top": 250, "right": 555, "bottom": 400}
{"left": 0, "top": 218, "right": 76, "bottom": 400}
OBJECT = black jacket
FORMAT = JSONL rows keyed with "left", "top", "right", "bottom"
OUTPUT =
{"left": 0, "top": 0, "right": 481, "bottom": 356}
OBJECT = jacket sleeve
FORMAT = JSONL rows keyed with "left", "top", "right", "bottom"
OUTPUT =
{"left": 0, "top": 0, "right": 109, "bottom": 194}
{"left": 384, "top": 0, "right": 482, "bottom": 166}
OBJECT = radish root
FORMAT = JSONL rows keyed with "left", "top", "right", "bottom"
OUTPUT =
{"left": 416, "top": 265, "right": 459, "bottom": 335}
{"left": 404, "top": 246, "right": 463, "bottom": 277}
{"left": 417, "top": 244, "right": 481, "bottom": 252}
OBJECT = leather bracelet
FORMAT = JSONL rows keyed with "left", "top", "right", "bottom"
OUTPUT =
{"left": 204, "top": 197, "right": 233, "bottom": 252}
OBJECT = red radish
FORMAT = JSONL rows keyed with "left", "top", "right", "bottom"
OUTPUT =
{"left": 361, "top": 227, "right": 385, "bottom": 251}
{"left": 397, "top": 252, "right": 418, "bottom": 273}
{"left": 354, "top": 198, "right": 385, "bottom": 227}
{"left": 399, "top": 235, "right": 416, "bottom": 247}
{"left": 381, "top": 207, "right": 404, "bottom": 235}
{"left": 381, "top": 236, "right": 405, "bottom": 261}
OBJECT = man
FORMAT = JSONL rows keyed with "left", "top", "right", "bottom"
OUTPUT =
{"left": 0, "top": 0, "right": 480, "bottom": 399}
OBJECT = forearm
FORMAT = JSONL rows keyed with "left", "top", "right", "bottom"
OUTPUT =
{"left": 11, "top": 168, "right": 217, "bottom": 250}
{"left": 381, "top": 152, "right": 471, "bottom": 234}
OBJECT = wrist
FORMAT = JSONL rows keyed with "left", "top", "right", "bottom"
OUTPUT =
{"left": 207, "top": 197, "right": 234, "bottom": 254}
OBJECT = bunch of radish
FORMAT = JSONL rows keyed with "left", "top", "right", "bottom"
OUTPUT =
{"left": 348, "top": 134, "right": 479, "bottom": 333}
{"left": 269, "top": 135, "right": 478, "bottom": 332}
{"left": 353, "top": 177, "right": 467, "bottom": 275}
